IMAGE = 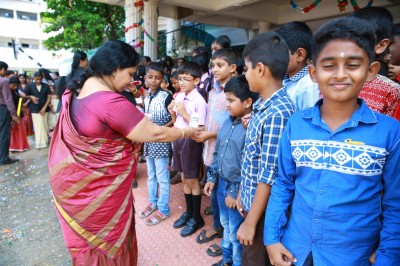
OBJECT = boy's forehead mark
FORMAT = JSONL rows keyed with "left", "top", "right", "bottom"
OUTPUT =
{"left": 339, "top": 52, "right": 345, "bottom": 58}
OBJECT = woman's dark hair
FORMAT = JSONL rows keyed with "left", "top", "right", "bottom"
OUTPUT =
{"left": 69, "top": 51, "right": 87, "bottom": 78}
{"left": 18, "top": 73, "right": 27, "bottom": 79}
{"left": 39, "top": 68, "right": 53, "bottom": 82}
{"left": 193, "top": 46, "right": 210, "bottom": 60}
{"left": 69, "top": 40, "right": 140, "bottom": 95}
{"left": 163, "top": 56, "right": 174, "bottom": 68}
{"left": 213, "top": 35, "right": 231, "bottom": 49}
{"left": 9, "top": 76, "right": 20, "bottom": 85}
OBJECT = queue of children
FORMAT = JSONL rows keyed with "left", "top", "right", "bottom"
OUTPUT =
{"left": 131, "top": 5, "right": 400, "bottom": 266}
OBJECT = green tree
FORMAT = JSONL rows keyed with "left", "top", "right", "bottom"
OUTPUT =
{"left": 41, "top": 0, "right": 125, "bottom": 51}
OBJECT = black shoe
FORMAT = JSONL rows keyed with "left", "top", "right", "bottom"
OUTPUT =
{"left": 132, "top": 179, "right": 138, "bottom": 188}
{"left": 180, "top": 217, "right": 205, "bottom": 237}
{"left": 0, "top": 158, "right": 19, "bottom": 166}
{"left": 173, "top": 212, "right": 191, "bottom": 229}
{"left": 212, "top": 260, "right": 232, "bottom": 266}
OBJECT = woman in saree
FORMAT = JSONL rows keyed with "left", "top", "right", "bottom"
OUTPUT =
{"left": 48, "top": 40, "right": 195, "bottom": 265}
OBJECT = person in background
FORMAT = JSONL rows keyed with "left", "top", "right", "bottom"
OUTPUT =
{"left": 47, "top": 81, "right": 59, "bottom": 131}
{"left": 178, "top": 57, "right": 186, "bottom": 66}
{"left": 193, "top": 54, "right": 212, "bottom": 101}
{"left": 389, "top": 23, "right": 400, "bottom": 120}
{"left": 24, "top": 71, "right": 52, "bottom": 149}
{"left": 18, "top": 73, "right": 34, "bottom": 136}
{"left": 48, "top": 40, "right": 195, "bottom": 265}
{"left": 350, "top": 6, "right": 400, "bottom": 117}
{"left": 276, "top": 21, "right": 320, "bottom": 111}
{"left": 212, "top": 35, "right": 232, "bottom": 54}
{"left": 8, "top": 76, "right": 29, "bottom": 152}
{"left": 66, "top": 51, "right": 88, "bottom": 85}
{"left": 0, "top": 61, "right": 20, "bottom": 165}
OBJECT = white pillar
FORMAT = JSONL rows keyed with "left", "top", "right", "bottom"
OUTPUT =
{"left": 143, "top": 0, "right": 158, "bottom": 61}
{"left": 166, "top": 18, "right": 180, "bottom": 57}
{"left": 248, "top": 30, "right": 255, "bottom": 41}
{"left": 125, "top": 0, "right": 143, "bottom": 54}
{"left": 258, "top": 21, "right": 270, "bottom": 34}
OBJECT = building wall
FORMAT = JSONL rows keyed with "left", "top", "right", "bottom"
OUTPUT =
{"left": 0, "top": 0, "right": 72, "bottom": 74}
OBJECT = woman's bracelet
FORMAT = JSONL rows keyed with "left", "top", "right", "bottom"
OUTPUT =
{"left": 180, "top": 128, "right": 185, "bottom": 139}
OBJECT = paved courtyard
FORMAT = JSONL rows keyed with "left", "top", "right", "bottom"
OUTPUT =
{"left": 0, "top": 139, "right": 220, "bottom": 266}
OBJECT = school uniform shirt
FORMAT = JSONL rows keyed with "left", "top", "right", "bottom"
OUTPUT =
{"left": 240, "top": 88, "right": 295, "bottom": 213}
{"left": 359, "top": 74, "right": 400, "bottom": 117}
{"left": 207, "top": 116, "right": 246, "bottom": 199}
{"left": 25, "top": 82, "right": 51, "bottom": 113}
{"left": 173, "top": 89, "right": 207, "bottom": 129}
{"left": 265, "top": 99, "right": 400, "bottom": 266}
{"left": 283, "top": 65, "right": 320, "bottom": 111}
{"left": 203, "top": 82, "right": 230, "bottom": 166}
{"left": 143, "top": 89, "right": 172, "bottom": 158}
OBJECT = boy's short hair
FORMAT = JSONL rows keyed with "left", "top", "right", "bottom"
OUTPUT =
{"left": 350, "top": 6, "right": 393, "bottom": 44}
{"left": 146, "top": 62, "right": 164, "bottom": 75}
{"left": 9, "top": 76, "right": 19, "bottom": 84}
{"left": 171, "top": 70, "right": 178, "bottom": 79}
{"left": 224, "top": 74, "right": 259, "bottom": 103}
{"left": 312, "top": 17, "right": 376, "bottom": 64}
{"left": 276, "top": 21, "right": 313, "bottom": 60}
{"left": 392, "top": 23, "right": 400, "bottom": 38}
{"left": 176, "top": 62, "right": 201, "bottom": 79}
{"left": 242, "top": 31, "right": 289, "bottom": 80}
{"left": 211, "top": 48, "right": 237, "bottom": 66}
{"left": 33, "top": 71, "right": 42, "bottom": 77}
{"left": 0, "top": 61, "right": 8, "bottom": 71}
{"left": 192, "top": 54, "right": 210, "bottom": 73}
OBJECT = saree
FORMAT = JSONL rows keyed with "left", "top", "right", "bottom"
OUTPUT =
{"left": 48, "top": 90, "right": 138, "bottom": 265}
{"left": 9, "top": 120, "right": 30, "bottom": 152}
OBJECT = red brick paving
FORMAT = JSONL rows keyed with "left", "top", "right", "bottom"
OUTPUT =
{"left": 133, "top": 162, "right": 221, "bottom": 266}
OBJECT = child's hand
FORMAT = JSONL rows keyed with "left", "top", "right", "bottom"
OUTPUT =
{"left": 225, "top": 195, "right": 236, "bottom": 209}
{"left": 175, "top": 102, "right": 187, "bottom": 116}
{"left": 369, "top": 251, "right": 376, "bottom": 264}
{"left": 237, "top": 220, "right": 256, "bottom": 246}
{"left": 39, "top": 109, "right": 46, "bottom": 116}
{"left": 192, "top": 130, "right": 208, "bottom": 142}
{"left": 266, "top": 242, "right": 296, "bottom": 266}
{"left": 203, "top": 182, "right": 214, "bottom": 196}
{"left": 241, "top": 113, "right": 251, "bottom": 129}
{"left": 236, "top": 192, "right": 245, "bottom": 217}
{"left": 167, "top": 100, "right": 176, "bottom": 115}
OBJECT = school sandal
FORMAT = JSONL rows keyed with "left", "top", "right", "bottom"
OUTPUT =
{"left": 138, "top": 204, "right": 157, "bottom": 219}
{"left": 212, "top": 260, "right": 232, "bottom": 266}
{"left": 196, "top": 227, "right": 223, "bottom": 244}
{"left": 145, "top": 210, "right": 170, "bottom": 226}
{"left": 206, "top": 243, "right": 222, "bottom": 257}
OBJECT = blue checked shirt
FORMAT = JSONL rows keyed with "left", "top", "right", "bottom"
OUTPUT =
{"left": 207, "top": 116, "right": 246, "bottom": 199}
{"left": 283, "top": 65, "right": 320, "bottom": 111}
{"left": 265, "top": 99, "right": 400, "bottom": 265}
{"left": 240, "top": 88, "right": 295, "bottom": 212}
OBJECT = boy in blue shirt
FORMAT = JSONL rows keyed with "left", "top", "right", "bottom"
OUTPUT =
{"left": 204, "top": 75, "right": 259, "bottom": 266}
{"left": 237, "top": 32, "right": 295, "bottom": 266}
{"left": 265, "top": 17, "right": 400, "bottom": 266}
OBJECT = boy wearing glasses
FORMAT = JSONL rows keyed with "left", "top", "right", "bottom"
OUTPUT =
{"left": 168, "top": 62, "right": 208, "bottom": 237}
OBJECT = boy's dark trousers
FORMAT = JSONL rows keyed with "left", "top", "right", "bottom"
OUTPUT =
{"left": 241, "top": 212, "right": 272, "bottom": 266}
{"left": 0, "top": 106, "right": 11, "bottom": 163}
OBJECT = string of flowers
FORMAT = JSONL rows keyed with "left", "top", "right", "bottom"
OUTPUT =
{"left": 143, "top": 29, "right": 155, "bottom": 42}
{"left": 125, "top": 19, "right": 144, "bottom": 33}
{"left": 289, "top": 0, "right": 373, "bottom": 13}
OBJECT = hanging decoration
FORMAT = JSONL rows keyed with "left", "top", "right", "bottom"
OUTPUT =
{"left": 289, "top": 0, "right": 373, "bottom": 13}
{"left": 143, "top": 29, "right": 155, "bottom": 42}
{"left": 125, "top": 19, "right": 144, "bottom": 33}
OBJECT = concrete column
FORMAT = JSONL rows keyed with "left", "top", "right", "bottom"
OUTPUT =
{"left": 166, "top": 18, "right": 180, "bottom": 57}
{"left": 258, "top": 21, "right": 270, "bottom": 34}
{"left": 143, "top": 0, "right": 158, "bottom": 61}
{"left": 125, "top": 0, "right": 143, "bottom": 54}
{"left": 248, "top": 30, "right": 255, "bottom": 41}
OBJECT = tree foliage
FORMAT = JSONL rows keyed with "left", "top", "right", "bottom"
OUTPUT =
{"left": 41, "top": 0, "right": 125, "bottom": 51}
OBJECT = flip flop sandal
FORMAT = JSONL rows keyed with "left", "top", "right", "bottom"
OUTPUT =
{"left": 138, "top": 204, "right": 157, "bottom": 219}
{"left": 206, "top": 243, "right": 222, "bottom": 257}
{"left": 145, "top": 211, "right": 170, "bottom": 226}
{"left": 196, "top": 228, "right": 223, "bottom": 244}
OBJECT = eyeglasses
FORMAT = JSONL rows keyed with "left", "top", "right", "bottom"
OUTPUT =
{"left": 178, "top": 77, "right": 194, "bottom": 83}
